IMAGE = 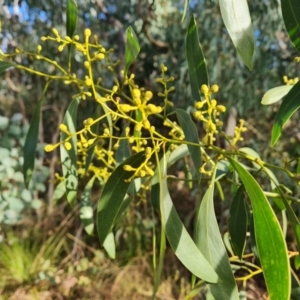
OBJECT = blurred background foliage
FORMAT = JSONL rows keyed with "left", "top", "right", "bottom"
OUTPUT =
{"left": 0, "top": 0, "right": 300, "bottom": 298}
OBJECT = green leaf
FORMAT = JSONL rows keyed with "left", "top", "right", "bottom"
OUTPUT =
{"left": 85, "top": 106, "right": 101, "bottom": 173}
{"left": 276, "top": 187, "right": 300, "bottom": 252}
{"left": 66, "top": 0, "right": 77, "bottom": 38}
{"left": 66, "top": 0, "right": 77, "bottom": 69}
{"left": 53, "top": 181, "right": 66, "bottom": 203}
{"left": 185, "top": 15, "right": 208, "bottom": 101}
{"left": 158, "top": 153, "right": 219, "bottom": 283}
{"left": 228, "top": 185, "right": 248, "bottom": 259}
{"left": 103, "top": 232, "right": 116, "bottom": 259}
{"left": 80, "top": 176, "right": 95, "bottom": 236}
{"left": 261, "top": 85, "right": 293, "bottom": 105}
{"left": 181, "top": 0, "right": 189, "bottom": 23}
{"left": 229, "top": 158, "right": 290, "bottom": 300}
{"left": 195, "top": 168, "right": 239, "bottom": 299}
{"left": 0, "top": 61, "right": 13, "bottom": 74}
{"left": 116, "top": 128, "right": 131, "bottom": 165}
{"left": 23, "top": 82, "right": 50, "bottom": 188}
{"left": 271, "top": 80, "right": 300, "bottom": 145}
{"left": 176, "top": 109, "right": 201, "bottom": 183}
{"left": 97, "top": 152, "right": 145, "bottom": 245}
{"left": 123, "top": 26, "right": 140, "bottom": 79}
{"left": 60, "top": 98, "right": 80, "bottom": 207}
{"left": 218, "top": 0, "right": 254, "bottom": 70}
{"left": 281, "top": 0, "right": 300, "bottom": 53}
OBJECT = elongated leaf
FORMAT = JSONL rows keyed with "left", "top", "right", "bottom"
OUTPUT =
{"left": 23, "top": 82, "right": 49, "bottom": 188}
{"left": 281, "top": 0, "right": 300, "bottom": 53}
{"left": 228, "top": 185, "right": 247, "bottom": 259}
{"left": 80, "top": 176, "right": 95, "bottom": 236}
{"left": 97, "top": 152, "right": 145, "bottom": 244}
{"left": 60, "top": 98, "right": 79, "bottom": 207}
{"left": 116, "top": 128, "right": 131, "bottom": 165}
{"left": 276, "top": 187, "right": 300, "bottom": 251}
{"left": 123, "top": 26, "right": 140, "bottom": 79}
{"left": 53, "top": 181, "right": 66, "bottom": 202}
{"left": 218, "top": 0, "right": 254, "bottom": 70}
{"left": 181, "top": 0, "right": 189, "bottom": 23}
{"left": 229, "top": 158, "right": 290, "bottom": 300}
{"left": 195, "top": 168, "right": 239, "bottom": 299}
{"left": 103, "top": 232, "right": 116, "bottom": 259}
{"left": 66, "top": 0, "right": 77, "bottom": 38}
{"left": 158, "top": 153, "right": 219, "bottom": 283}
{"left": 176, "top": 109, "right": 201, "bottom": 183}
{"left": 272, "top": 80, "right": 300, "bottom": 145}
{"left": 261, "top": 85, "right": 293, "bottom": 105}
{"left": 0, "top": 61, "right": 12, "bottom": 74}
{"left": 186, "top": 15, "right": 208, "bottom": 101}
{"left": 85, "top": 105, "right": 101, "bottom": 172}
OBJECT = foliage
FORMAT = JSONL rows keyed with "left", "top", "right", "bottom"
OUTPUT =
{"left": 0, "top": 113, "right": 48, "bottom": 239}
{"left": 1, "top": 0, "right": 300, "bottom": 299}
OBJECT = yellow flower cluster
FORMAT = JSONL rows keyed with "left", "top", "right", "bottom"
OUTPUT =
{"left": 118, "top": 88, "right": 162, "bottom": 130}
{"left": 193, "top": 84, "right": 226, "bottom": 146}
{"left": 283, "top": 75, "right": 299, "bottom": 85}
{"left": 231, "top": 119, "right": 247, "bottom": 146}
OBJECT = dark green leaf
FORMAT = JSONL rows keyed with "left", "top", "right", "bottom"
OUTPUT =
{"left": 159, "top": 153, "right": 219, "bottom": 283}
{"left": 80, "top": 176, "right": 95, "bottom": 236}
{"left": 123, "top": 26, "right": 140, "bottom": 79}
{"left": 85, "top": 106, "right": 101, "bottom": 173}
{"left": 0, "top": 61, "right": 13, "bottom": 74}
{"left": 281, "top": 0, "right": 300, "bottom": 53}
{"left": 97, "top": 152, "right": 145, "bottom": 244}
{"left": 228, "top": 185, "right": 248, "bottom": 259}
{"left": 185, "top": 15, "right": 208, "bottom": 101}
{"left": 23, "top": 82, "right": 49, "bottom": 188}
{"left": 116, "top": 128, "right": 131, "bottom": 165}
{"left": 60, "top": 98, "right": 79, "bottom": 207}
{"left": 276, "top": 187, "right": 300, "bottom": 252}
{"left": 176, "top": 109, "right": 201, "bottom": 183}
{"left": 195, "top": 168, "right": 239, "bottom": 299}
{"left": 229, "top": 158, "right": 290, "bottom": 300}
{"left": 272, "top": 80, "right": 300, "bottom": 145}
{"left": 66, "top": 0, "right": 77, "bottom": 38}
{"left": 219, "top": 0, "right": 255, "bottom": 70}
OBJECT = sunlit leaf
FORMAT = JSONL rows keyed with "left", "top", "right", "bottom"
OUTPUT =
{"left": 181, "top": 0, "right": 189, "bottom": 23}
{"left": 60, "top": 98, "right": 79, "bottom": 207}
{"left": 229, "top": 158, "right": 290, "bottom": 300}
{"left": 228, "top": 185, "right": 247, "bottom": 259}
{"left": 261, "top": 85, "right": 293, "bottom": 105}
{"left": 176, "top": 109, "right": 201, "bottom": 183}
{"left": 80, "top": 176, "right": 95, "bottom": 236}
{"left": 123, "top": 26, "right": 140, "bottom": 79}
{"left": 272, "top": 80, "right": 300, "bottom": 145}
{"left": 281, "top": 0, "right": 300, "bottom": 53}
{"left": 195, "top": 168, "right": 239, "bottom": 299}
{"left": 0, "top": 61, "right": 13, "bottom": 74}
{"left": 53, "top": 181, "right": 66, "bottom": 203}
{"left": 218, "top": 0, "right": 254, "bottom": 70}
{"left": 103, "top": 232, "right": 116, "bottom": 259}
{"left": 186, "top": 15, "right": 208, "bottom": 102}
{"left": 158, "top": 153, "right": 219, "bottom": 283}
{"left": 97, "top": 152, "right": 145, "bottom": 245}
{"left": 23, "top": 82, "right": 49, "bottom": 188}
